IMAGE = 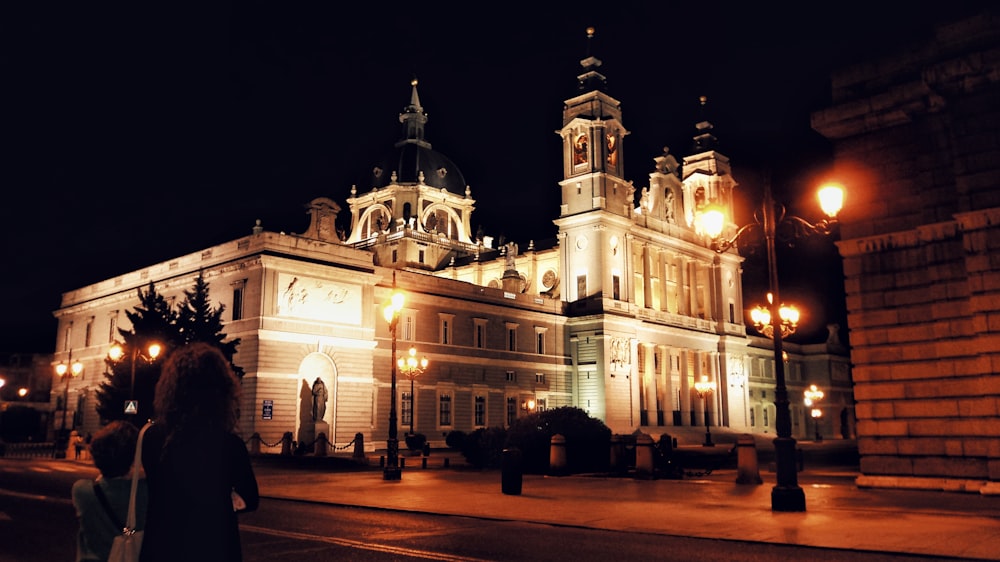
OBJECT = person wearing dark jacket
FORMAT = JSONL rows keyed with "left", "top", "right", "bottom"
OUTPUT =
{"left": 139, "top": 342, "right": 259, "bottom": 562}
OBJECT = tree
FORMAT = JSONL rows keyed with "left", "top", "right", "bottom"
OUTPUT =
{"left": 176, "top": 271, "right": 243, "bottom": 378}
{"left": 96, "top": 274, "right": 242, "bottom": 424}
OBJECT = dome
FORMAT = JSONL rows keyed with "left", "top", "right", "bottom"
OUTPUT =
{"left": 367, "top": 140, "right": 468, "bottom": 194}
{"left": 360, "top": 78, "right": 468, "bottom": 196}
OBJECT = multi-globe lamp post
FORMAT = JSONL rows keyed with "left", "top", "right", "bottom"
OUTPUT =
{"left": 397, "top": 346, "right": 428, "bottom": 437}
{"left": 382, "top": 286, "right": 406, "bottom": 481}
{"left": 53, "top": 352, "right": 84, "bottom": 458}
{"left": 804, "top": 384, "right": 825, "bottom": 441}
{"left": 698, "top": 176, "right": 844, "bottom": 512}
{"left": 108, "top": 341, "right": 162, "bottom": 417}
{"left": 693, "top": 375, "right": 716, "bottom": 447}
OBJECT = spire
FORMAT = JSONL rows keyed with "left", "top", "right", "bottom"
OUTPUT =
{"left": 691, "top": 95, "right": 719, "bottom": 152}
{"left": 577, "top": 27, "right": 607, "bottom": 92}
{"left": 398, "top": 77, "right": 431, "bottom": 148}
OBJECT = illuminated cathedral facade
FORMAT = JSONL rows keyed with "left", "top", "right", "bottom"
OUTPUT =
{"left": 50, "top": 38, "right": 852, "bottom": 452}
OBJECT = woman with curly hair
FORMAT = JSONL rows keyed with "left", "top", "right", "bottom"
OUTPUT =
{"left": 139, "top": 342, "right": 258, "bottom": 562}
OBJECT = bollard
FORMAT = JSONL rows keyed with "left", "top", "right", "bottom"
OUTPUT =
{"left": 501, "top": 447, "right": 523, "bottom": 495}
{"left": 735, "top": 434, "right": 763, "bottom": 485}
{"left": 400, "top": 457, "right": 406, "bottom": 469}
{"left": 280, "top": 432, "right": 293, "bottom": 456}
{"left": 422, "top": 457, "right": 427, "bottom": 469}
{"left": 353, "top": 432, "right": 366, "bottom": 461}
{"left": 634, "top": 433, "right": 655, "bottom": 478}
{"left": 423, "top": 443, "right": 431, "bottom": 456}
{"left": 380, "top": 455, "right": 385, "bottom": 468}
{"left": 444, "top": 457, "right": 450, "bottom": 468}
{"left": 549, "top": 434, "right": 568, "bottom": 476}
{"left": 250, "top": 433, "right": 261, "bottom": 456}
{"left": 609, "top": 435, "right": 626, "bottom": 473}
{"left": 315, "top": 433, "right": 328, "bottom": 457}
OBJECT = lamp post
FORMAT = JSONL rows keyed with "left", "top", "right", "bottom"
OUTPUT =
{"left": 693, "top": 375, "right": 716, "bottom": 447}
{"left": 397, "top": 346, "right": 428, "bottom": 436}
{"left": 698, "top": 175, "right": 843, "bottom": 512}
{"left": 54, "top": 352, "right": 84, "bottom": 459}
{"left": 108, "top": 341, "right": 162, "bottom": 416}
{"left": 804, "top": 384, "right": 825, "bottom": 441}
{"left": 381, "top": 278, "right": 406, "bottom": 481}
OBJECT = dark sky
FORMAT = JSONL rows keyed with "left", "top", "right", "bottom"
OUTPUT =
{"left": 4, "top": 2, "right": 991, "bottom": 352}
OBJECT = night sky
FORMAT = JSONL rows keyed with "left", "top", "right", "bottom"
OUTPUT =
{"left": 4, "top": 2, "right": 990, "bottom": 352}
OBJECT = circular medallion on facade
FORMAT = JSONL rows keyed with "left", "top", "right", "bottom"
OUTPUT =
{"left": 541, "top": 269, "right": 557, "bottom": 289}
{"left": 576, "top": 235, "right": 589, "bottom": 250}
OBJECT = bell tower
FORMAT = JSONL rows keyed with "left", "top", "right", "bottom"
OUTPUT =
{"left": 558, "top": 27, "right": 631, "bottom": 220}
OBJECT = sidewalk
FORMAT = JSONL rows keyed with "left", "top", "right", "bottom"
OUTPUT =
{"left": 251, "top": 433, "right": 1000, "bottom": 561}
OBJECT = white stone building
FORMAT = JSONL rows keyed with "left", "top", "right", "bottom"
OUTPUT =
{"left": 49, "top": 39, "right": 852, "bottom": 451}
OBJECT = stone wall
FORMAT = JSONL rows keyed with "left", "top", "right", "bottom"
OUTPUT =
{"left": 812, "top": 11, "right": 1000, "bottom": 491}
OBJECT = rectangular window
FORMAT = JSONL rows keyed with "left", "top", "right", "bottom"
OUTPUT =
{"left": 577, "top": 274, "right": 587, "bottom": 299}
{"left": 535, "top": 373, "right": 545, "bottom": 384}
{"left": 232, "top": 286, "right": 244, "bottom": 321}
{"left": 418, "top": 249, "right": 425, "bottom": 263}
{"left": 402, "top": 391, "right": 413, "bottom": 426}
{"left": 506, "top": 371, "right": 516, "bottom": 382}
{"left": 536, "top": 398, "right": 547, "bottom": 412}
{"left": 84, "top": 319, "right": 93, "bottom": 347}
{"left": 612, "top": 274, "right": 621, "bottom": 300}
{"left": 763, "top": 408, "right": 770, "bottom": 427}
{"left": 439, "top": 314, "right": 454, "bottom": 345}
{"left": 64, "top": 323, "right": 72, "bottom": 352}
{"left": 535, "top": 329, "right": 545, "bottom": 354}
{"left": 474, "top": 395, "right": 486, "bottom": 426}
{"left": 108, "top": 312, "right": 118, "bottom": 343}
{"left": 439, "top": 394, "right": 452, "bottom": 426}
{"left": 476, "top": 324, "right": 486, "bottom": 348}
{"left": 392, "top": 249, "right": 398, "bottom": 263}
{"left": 728, "top": 302, "right": 735, "bottom": 324}
{"left": 402, "top": 314, "right": 414, "bottom": 341}
{"left": 507, "top": 397, "right": 517, "bottom": 426}
{"left": 506, "top": 323, "right": 518, "bottom": 352}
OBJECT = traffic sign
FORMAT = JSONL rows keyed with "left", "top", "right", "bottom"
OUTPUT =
{"left": 124, "top": 400, "right": 138, "bottom": 415}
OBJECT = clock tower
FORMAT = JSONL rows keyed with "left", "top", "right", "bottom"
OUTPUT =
{"left": 555, "top": 28, "right": 632, "bottom": 304}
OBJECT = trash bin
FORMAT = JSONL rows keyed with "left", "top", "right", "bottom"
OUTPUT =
{"left": 501, "top": 447, "right": 523, "bottom": 495}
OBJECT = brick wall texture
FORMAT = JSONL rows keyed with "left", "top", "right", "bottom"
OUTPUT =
{"left": 811, "top": 12, "right": 1000, "bottom": 483}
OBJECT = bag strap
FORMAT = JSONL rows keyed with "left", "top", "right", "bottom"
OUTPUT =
{"left": 92, "top": 480, "right": 125, "bottom": 530}
{"left": 124, "top": 422, "right": 153, "bottom": 532}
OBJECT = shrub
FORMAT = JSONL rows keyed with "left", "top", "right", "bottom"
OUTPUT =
{"left": 460, "top": 427, "right": 507, "bottom": 468}
{"left": 506, "top": 406, "right": 611, "bottom": 474}
{"left": 445, "top": 430, "right": 465, "bottom": 449}
{"left": 404, "top": 432, "right": 426, "bottom": 452}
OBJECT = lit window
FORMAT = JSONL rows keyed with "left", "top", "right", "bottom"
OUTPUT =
{"left": 402, "top": 391, "right": 413, "bottom": 426}
{"left": 474, "top": 395, "right": 486, "bottom": 426}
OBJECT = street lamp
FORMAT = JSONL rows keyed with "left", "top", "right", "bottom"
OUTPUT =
{"left": 693, "top": 375, "right": 716, "bottom": 447}
{"left": 54, "top": 352, "right": 84, "bottom": 458}
{"left": 397, "top": 346, "right": 428, "bottom": 437}
{"left": 108, "top": 341, "right": 162, "bottom": 416}
{"left": 698, "top": 175, "right": 843, "bottom": 512}
{"left": 382, "top": 279, "right": 406, "bottom": 481}
{"left": 750, "top": 293, "right": 799, "bottom": 339}
{"left": 804, "top": 384, "right": 825, "bottom": 442}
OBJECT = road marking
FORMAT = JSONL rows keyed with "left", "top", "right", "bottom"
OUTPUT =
{"left": 240, "top": 524, "right": 491, "bottom": 562}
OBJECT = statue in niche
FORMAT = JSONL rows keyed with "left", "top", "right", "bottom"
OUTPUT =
{"left": 665, "top": 190, "right": 676, "bottom": 224}
{"left": 311, "top": 378, "right": 328, "bottom": 421}
{"left": 425, "top": 212, "right": 438, "bottom": 232}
